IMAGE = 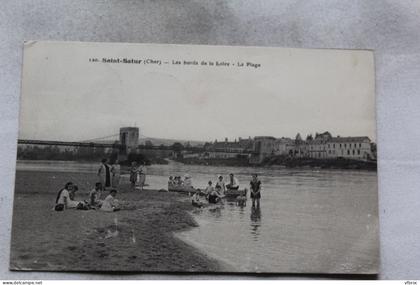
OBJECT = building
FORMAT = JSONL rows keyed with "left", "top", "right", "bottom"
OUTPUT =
{"left": 119, "top": 127, "right": 139, "bottom": 154}
{"left": 307, "top": 132, "right": 373, "bottom": 160}
{"left": 249, "top": 136, "right": 276, "bottom": 164}
{"left": 250, "top": 131, "right": 374, "bottom": 163}
{"left": 326, "top": 136, "right": 372, "bottom": 160}
{"left": 203, "top": 137, "right": 253, "bottom": 160}
{"left": 273, "top": 137, "right": 294, "bottom": 155}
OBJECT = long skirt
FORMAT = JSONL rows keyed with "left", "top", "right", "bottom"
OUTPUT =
{"left": 135, "top": 173, "right": 146, "bottom": 189}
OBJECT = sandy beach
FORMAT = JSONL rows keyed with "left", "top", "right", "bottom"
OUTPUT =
{"left": 10, "top": 170, "right": 223, "bottom": 272}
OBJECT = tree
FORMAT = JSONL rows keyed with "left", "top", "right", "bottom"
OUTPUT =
{"left": 171, "top": 142, "right": 184, "bottom": 152}
{"left": 145, "top": 140, "right": 154, "bottom": 148}
{"left": 127, "top": 152, "right": 150, "bottom": 165}
{"left": 159, "top": 144, "right": 167, "bottom": 150}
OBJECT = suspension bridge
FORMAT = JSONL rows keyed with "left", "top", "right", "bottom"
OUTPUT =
{"left": 17, "top": 128, "right": 175, "bottom": 154}
{"left": 17, "top": 127, "right": 256, "bottom": 159}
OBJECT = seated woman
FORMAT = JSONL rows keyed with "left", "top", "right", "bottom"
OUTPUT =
{"left": 100, "top": 189, "right": 120, "bottom": 212}
{"left": 54, "top": 182, "right": 81, "bottom": 211}
{"left": 89, "top": 182, "right": 103, "bottom": 208}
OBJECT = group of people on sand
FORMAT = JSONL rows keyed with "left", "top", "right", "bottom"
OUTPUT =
{"left": 190, "top": 173, "right": 262, "bottom": 208}
{"left": 99, "top": 158, "right": 148, "bottom": 191}
{"left": 129, "top": 161, "right": 147, "bottom": 190}
{"left": 54, "top": 181, "right": 120, "bottom": 212}
{"left": 53, "top": 158, "right": 127, "bottom": 212}
{"left": 98, "top": 158, "right": 121, "bottom": 190}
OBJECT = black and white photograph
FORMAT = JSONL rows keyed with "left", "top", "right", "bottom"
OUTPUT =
{"left": 10, "top": 41, "right": 378, "bottom": 274}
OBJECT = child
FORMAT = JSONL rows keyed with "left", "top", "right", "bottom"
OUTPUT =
{"left": 100, "top": 189, "right": 120, "bottom": 212}
{"left": 177, "top": 176, "right": 184, "bottom": 186}
{"left": 205, "top": 181, "right": 214, "bottom": 196}
{"left": 184, "top": 174, "right": 192, "bottom": 188}
{"left": 250, "top": 174, "right": 262, "bottom": 208}
{"left": 89, "top": 182, "right": 103, "bottom": 208}
{"left": 236, "top": 192, "right": 247, "bottom": 207}
{"left": 191, "top": 190, "right": 204, "bottom": 208}
{"left": 208, "top": 184, "right": 223, "bottom": 204}
{"left": 168, "top": 176, "right": 174, "bottom": 186}
{"left": 215, "top": 175, "right": 226, "bottom": 194}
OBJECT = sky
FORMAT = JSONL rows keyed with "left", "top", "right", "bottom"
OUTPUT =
{"left": 19, "top": 41, "right": 376, "bottom": 143}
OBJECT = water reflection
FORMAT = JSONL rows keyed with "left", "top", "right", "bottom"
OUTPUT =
{"left": 250, "top": 205, "right": 262, "bottom": 241}
{"left": 208, "top": 205, "right": 223, "bottom": 219}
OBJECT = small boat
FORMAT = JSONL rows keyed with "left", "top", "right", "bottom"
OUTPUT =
{"left": 168, "top": 184, "right": 197, "bottom": 194}
{"left": 224, "top": 188, "right": 247, "bottom": 198}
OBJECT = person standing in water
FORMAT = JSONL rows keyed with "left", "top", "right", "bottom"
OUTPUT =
{"left": 111, "top": 159, "right": 121, "bottom": 188}
{"left": 98, "top": 158, "right": 112, "bottom": 190}
{"left": 250, "top": 174, "right": 262, "bottom": 208}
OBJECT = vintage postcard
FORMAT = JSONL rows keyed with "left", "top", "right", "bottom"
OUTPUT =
{"left": 11, "top": 41, "right": 378, "bottom": 274}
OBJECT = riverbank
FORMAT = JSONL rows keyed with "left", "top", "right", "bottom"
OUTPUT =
{"left": 10, "top": 170, "right": 223, "bottom": 272}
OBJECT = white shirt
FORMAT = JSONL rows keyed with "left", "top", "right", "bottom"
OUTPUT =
{"left": 57, "top": 189, "right": 79, "bottom": 208}
{"left": 100, "top": 194, "right": 119, "bottom": 212}
{"left": 56, "top": 189, "right": 70, "bottom": 205}
{"left": 228, "top": 177, "right": 240, "bottom": 187}
{"left": 205, "top": 185, "right": 214, "bottom": 195}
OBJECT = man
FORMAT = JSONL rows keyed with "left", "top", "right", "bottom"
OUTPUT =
{"left": 250, "top": 174, "right": 262, "bottom": 208}
{"left": 226, "top": 173, "right": 240, "bottom": 190}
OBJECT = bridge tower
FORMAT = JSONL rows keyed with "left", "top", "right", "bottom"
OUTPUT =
{"left": 119, "top": 127, "right": 139, "bottom": 160}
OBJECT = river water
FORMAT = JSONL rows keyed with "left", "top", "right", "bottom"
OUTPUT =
{"left": 16, "top": 160, "right": 379, "bottom": 273}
